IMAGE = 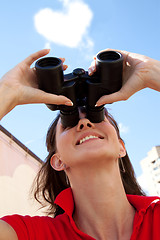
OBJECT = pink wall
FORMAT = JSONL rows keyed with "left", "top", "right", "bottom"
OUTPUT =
{"left": 0, "top": 127, "right": 47, "bottom": 217}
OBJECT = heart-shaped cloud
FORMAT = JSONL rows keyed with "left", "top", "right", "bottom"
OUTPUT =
{"left": 34, "top": 0, "right": 93, "bottom": 48}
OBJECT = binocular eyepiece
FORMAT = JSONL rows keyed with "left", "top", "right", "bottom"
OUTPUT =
{"left": 35, "top": 50, "right": 123, "bottom": 127}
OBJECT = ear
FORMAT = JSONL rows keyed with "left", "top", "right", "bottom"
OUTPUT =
{"left": 50, "top": 154, "right": 66, "bottom": 171}
{"left": 119, "top": 139, "right": 126, "bottom": 158}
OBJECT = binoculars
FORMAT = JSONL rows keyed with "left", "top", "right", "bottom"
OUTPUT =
{"left": 35, "top": 50, "right": 123, "bottom": 127}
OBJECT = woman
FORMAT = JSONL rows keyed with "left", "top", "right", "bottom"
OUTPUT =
{"left": 0, "top": 49, "right": 160, "bottom": 240}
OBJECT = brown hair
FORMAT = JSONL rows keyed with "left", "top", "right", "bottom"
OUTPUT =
{"left": 33, "top": 108, "right": 145, "bottom": 217}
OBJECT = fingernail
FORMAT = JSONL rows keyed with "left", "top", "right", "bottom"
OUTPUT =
{"left": 95, "top": 102, "right": 103, "bottom": 107}
{"left": 65, "top": 101, "right": 73, "bottom": 106}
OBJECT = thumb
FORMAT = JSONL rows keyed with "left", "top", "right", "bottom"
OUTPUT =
{"left": 96, "top": 91, "right": 126, "bottom": 105}
{"left": 96, "top": 74, "right": 145, "bottom": 105}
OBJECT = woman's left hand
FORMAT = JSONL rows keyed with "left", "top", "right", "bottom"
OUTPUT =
{"left": 88, "top": 49, "right": 160, "bottom": 105}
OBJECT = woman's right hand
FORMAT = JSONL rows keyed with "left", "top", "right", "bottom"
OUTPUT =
{"left": 0, "top": 49, "right": 73, "bottom": 120}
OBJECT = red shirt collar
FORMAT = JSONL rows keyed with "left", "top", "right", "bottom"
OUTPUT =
{"left": 127, "top": 194, "right": 160, "bottom": 211}
{"left": 54, "top": 187, "right": 74, "bottom": 217}
{"left": 54, "top": 187, "right": 160, "bottom": 216}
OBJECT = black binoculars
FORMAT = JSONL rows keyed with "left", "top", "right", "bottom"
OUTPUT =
{"left": 35, "top": 50, "right": 123, "bottom": 127}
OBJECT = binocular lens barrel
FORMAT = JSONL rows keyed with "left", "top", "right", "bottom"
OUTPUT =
{"left": 96, "top": 51, "right": 123, "bottom": 93}
{"left": 97, "top": 51, "right": 121, "bottom": 61}
{"left": 35, "top": 57, "right": 64, "bottom": 94}
{"left": 37, "top": 57, "right": 61, "bottom": 68}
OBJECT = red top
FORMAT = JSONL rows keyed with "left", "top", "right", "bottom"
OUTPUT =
{"left": 1, "top": 187, "right": 160, "bottom": 240}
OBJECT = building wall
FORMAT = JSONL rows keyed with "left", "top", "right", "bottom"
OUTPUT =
{"left": 140, "top": 146, "right": 160, "bottom": 196}
{"left": 0, "top": 125, "right": 47, "bottom": 218}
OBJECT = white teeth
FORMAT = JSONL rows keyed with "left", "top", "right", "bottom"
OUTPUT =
{"left": 79, "top": 135, "right": 99, "bottom": 145}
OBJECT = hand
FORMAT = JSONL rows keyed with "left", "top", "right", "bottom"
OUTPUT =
{"left": 0, "top": 49, "right": 73, "bottom": 120}
{"left": 0, "top": 49, "right": 73, "bottom": 108}
{"left": 88, "top": 49, "right": 160, "bottom": 105}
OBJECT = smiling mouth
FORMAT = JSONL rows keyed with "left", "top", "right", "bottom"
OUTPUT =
{"left": 76, "top": 135, "right": 104, "bottom": 145}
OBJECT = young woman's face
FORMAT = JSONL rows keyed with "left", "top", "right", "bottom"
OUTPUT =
{"left": 54, "top": 112, "right": 125, "bottom": 169}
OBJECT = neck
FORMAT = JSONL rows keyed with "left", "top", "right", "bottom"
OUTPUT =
{"left": 67, "top": 162, "right": 135, "bottom": 240}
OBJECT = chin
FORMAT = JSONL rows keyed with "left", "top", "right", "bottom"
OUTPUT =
{"left": 77, "top": 147, "right": 116, "bottom": 163}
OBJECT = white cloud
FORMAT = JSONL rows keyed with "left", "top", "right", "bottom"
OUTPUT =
{"left": 118, "top": 123, "right": 129, "bottom": 134}
{"left": 34, "top": 0, "right": 93, "bottom": 49}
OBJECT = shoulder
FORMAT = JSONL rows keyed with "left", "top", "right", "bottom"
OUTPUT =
{"left": 1, "top": 213, "right": 71, "bottom": 240}
{"left": 0, "top": 219, "right": 18, "bottom": 240}
{"left": 2, "top": 213, "right": 69, "bottom": 227}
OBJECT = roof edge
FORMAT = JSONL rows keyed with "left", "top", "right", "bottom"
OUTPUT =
{"left": 0, "top": 124, "right": 43, "bottom": 164}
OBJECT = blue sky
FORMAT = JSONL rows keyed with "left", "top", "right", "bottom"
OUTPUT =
{"left": 0, "top": 0, "right": 160, "bottom": 184}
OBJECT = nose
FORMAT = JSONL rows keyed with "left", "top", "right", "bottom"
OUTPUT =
{"left": 76, "top": 118, "right": 95, "bottom": 131}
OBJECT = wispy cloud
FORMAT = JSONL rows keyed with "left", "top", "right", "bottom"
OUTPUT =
{"left": 118, "top": 123, "right": 129, "bottom": 134}
{"left": 34, "top": 0, "right": 93, "bottom": 50}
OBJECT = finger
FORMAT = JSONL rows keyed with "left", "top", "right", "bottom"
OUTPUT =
{"left": 59, "top": 57, "right": 65, "bottom": 63}
{"left": 59, "top": 58, "right": 68, "bottom": 71}
{"left": 21, "top": 88, "right": 73, "bottom": 106}
{"left": 96, "top": 73, "right": 144, "bottom": 105}
{"left": 88, "top": 66, "right": 96, "bottom": 76}
{"left": 88, "top": 60, "right": 96, "bottom": 75}
{"left": 91, "top": 59, "right": 96, "bottom": 68}
{"left": 63, "top": 65, "right": 68, "bottom": 71}
{"left": 105, "top": 48, "right": 145, "bottom": 63}
{"left": 96, "top": 91, "right": 126, "bottom": 105}
{"left": 23, "top": 49, "right": 50, "bottom": 66}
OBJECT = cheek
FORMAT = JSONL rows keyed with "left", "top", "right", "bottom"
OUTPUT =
{"left": 56, "top": 133, "right": 67, "bottom": 152}
{"left": 101, "top": 120, "right": 118, "bottom": 137}
{"left": 56, "top": 132, "right": 75, "bottom": 162}
{"left": 101, "top": 122, "right": 120, "bottom": 148}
